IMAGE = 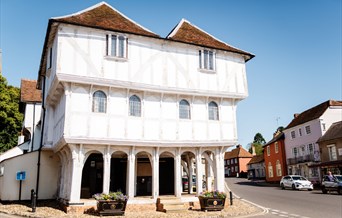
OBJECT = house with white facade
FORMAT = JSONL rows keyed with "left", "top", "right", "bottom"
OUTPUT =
{"left": 284, "top": 100, "right": 342, "bottom": 185}
{"left": 1, "top": 2, "right": 254, "bottom": 211}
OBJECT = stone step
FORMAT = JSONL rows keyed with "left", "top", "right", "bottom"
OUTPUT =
{"left": 156, "top": 197, "right": 188, "bottom": 213}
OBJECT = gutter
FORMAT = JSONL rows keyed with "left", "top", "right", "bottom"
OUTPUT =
{"left": 35, "top": 75, "right": 46, "bottom": 200}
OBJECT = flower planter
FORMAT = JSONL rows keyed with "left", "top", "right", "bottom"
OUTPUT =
{"left": 198, "top": 196, "right": 226, "bottom": 211}
{"left": 97, "top": 200, "right": 127, "bottom": 216}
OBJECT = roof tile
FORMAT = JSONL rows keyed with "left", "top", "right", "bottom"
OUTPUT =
{"left": 20, "top": 79, "right": 42, "bottom": 103}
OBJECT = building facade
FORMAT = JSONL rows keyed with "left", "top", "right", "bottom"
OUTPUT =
{"left": 224, "top": 145, "right": 253, "bottom": 177}
{"left": 247, "top": 154, "right": 265, "bottom": 180}
{"left": 284, "top": 100, "right": 342, "bottom": 184}
{"left": 33, "top": 2, "right": 254, "bottom": 206}
{"left": 317, "top": 121, "right": 342, "bottom": 176}
{"left": 263, "top": 131, "right": 286, "bottom": 182}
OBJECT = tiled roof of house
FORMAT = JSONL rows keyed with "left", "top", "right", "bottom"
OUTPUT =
{"left": 51, "top": 2, "right": 159, "bottom": 38}
{"left": 20, "top": 79, "right": 42, "bottom": 103}
{"left": 317, "top": 121, "right": 342, "bottom": 143}
{"left": 167, "top": 19, "right": 254, "bottom": 62}
{"left": 264, "top": 132, "right": 285, "bottom": 147}
{"left": 247, "top": 154, "right": 264, "bottom": 165}
{"left": 285, "top": 100, "right": 342, "bottom": 129}
{"left": 225, "top": 145, "right": 253, "bottom": 159}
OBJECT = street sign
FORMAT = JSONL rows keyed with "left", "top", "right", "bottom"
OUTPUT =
{"left": 16, "top": 171, "right": 26, "bottom": 181}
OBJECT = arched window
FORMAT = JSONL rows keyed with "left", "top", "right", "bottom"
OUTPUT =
{"left": 92, "top": 90, "right": 107, "bottom": 113}
{"left": 208, "top": 101, "right": 219, "bottom": 120}
{"left": 179, "top": 99, "right": 190, "bottom": 119}
{"left": 276, "top": 160, "right": 282, "bottom": 177}
{"left": 268, "top": 162, "right": 273, "bottom": 178}
{"left": 129, "top": 95, "right": 141, "bottom": 117}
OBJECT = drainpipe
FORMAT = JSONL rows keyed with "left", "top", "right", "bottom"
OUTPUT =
{"left": 31, "top": 103, "right": 36, "bottom": 152}
{"left": 36, "top": 75, "right": 46, "bottom": 200}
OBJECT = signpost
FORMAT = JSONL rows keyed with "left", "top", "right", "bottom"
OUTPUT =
{"left": 16, "top": 171, "right": 26, "bottom": 201}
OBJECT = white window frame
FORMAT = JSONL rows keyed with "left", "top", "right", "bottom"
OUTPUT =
{"left": 199, "top": 49, "right": 216, "bottom": 71}
{"left": 293, "top": 147, "right": 298, "bottom": 157}
{"left": 106, "top": 34, "right": 127, "bottom": 59}
{"left": 276, "top": 160, "right": 282, "bottom": 177}
{"left": 275, "top": 142, "right": 279, "bottom": 153}
{"left": 208, "top": 101, "right": 219, "bottom": 120}
{"left": 327, "top": 144, "right": 337, "bottom": 161}
{"left": 305, "top": 125, "right": 311, "bottom": 135}
{"left": 179, "top": 99, "right": 191, "bottom": 119}
{"left": 291, "top": 130, "right": 296, "bottom": 139}
{"left": 298, "top": 128, "right": 302, "bottom": 137}
{"left": 92, "top": 90, "right": 107, "bottom": 113}
{"left": 267, "top": 146, "right": 270, "bottom": 156}
{"left": 268, "top": 162, "right": 273, "bottom": 178}
{"left": 129, "top": 95, "right": 141, "bottom": 117}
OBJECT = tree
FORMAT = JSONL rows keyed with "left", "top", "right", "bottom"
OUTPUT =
{"left": 248, "top": 133, "right": 266, "bottom": 155}
{"left": 253, "top": 133, "right": 266, "bottom": 145}
{"left": 0, "top": 75, "right": 23, "bottom": 153}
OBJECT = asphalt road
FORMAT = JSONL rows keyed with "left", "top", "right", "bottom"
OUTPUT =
{"left": 225, "top": 177, "right": 342, "bottom": 218}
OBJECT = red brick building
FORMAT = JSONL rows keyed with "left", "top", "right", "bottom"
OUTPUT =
{"left": 263, "top": 131, "right": 287, "bottom": 182}
{"left": 224, "top": 145, "right": 253, "bottom": 177}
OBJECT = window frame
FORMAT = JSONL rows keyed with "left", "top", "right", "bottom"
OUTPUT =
{"left": 276, "top": 160, "right": 282, "bottom": 177}
{"left": 305, "top": 125, "right": 311, "bottom": 135}
{"left": 208, "top": 101, "right": 219, "bottom": 120}
{"left": 92, "top": 90, "right": 107, "bottom": 113}
{"left": 106, "top": 34, "right": 128, "bottom": 60}
{"left": 267, "top": 146, "right": 271, "bottom": 156}
{"left": 199, "top": 49, "right": 216, "bottom": 71}
{"left": 129, "top": 95, "right": 141, "bottom": 117}
{"left": 268, "top": 162, "right": 273, "bottom": 178}
{"left": 179, "top": 99, "right": 191, "bottom": 119}
{"left": 327, "top": 144, "right": 337, "bottom": 161}
{"left": 291, "top": 130, "right": 296, "bottom": 139}
{"left": 275, "top": 142, "right": 279, "bottom": 153}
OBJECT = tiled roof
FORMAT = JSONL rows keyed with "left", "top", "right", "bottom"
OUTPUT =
{"left": 167, "top": 19, "right": 254, "bottom": 62}
{"left": 285, "top": 100, "right": 342, "bottom": 129}
{"left": 264, "top": 132, "right": 285, "bottom": 147}
{"left": 225, "top": 145, "right": 253, "bottom": 159}
{"left": 20, "top": 79, "right": 42, "bottom": 103}
{"left": 318, "top": 121, "right": 342, "bottom": 143}
{"left": 247, "top": 154, "right": 264, "bottom": 165}
{"left": 51, "top": 2, "right": 159, "bottom": 38}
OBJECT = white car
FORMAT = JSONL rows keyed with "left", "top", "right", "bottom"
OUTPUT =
{"left": 280, "top": 175, "right": 313, "bottom": 191}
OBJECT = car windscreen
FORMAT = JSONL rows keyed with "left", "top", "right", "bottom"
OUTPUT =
{"left": 292, "top": 176, "right": 306, "bottom": 180}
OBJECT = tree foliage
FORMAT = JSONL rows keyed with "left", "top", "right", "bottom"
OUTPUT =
{"left": 248, "top": 133, "right": 266, "bottom": 155}
{"left": 253, "top": 133, "right": 266, "bottom": 145}
{"left": 0, "top": 75, "right": 23, "bottom": 153}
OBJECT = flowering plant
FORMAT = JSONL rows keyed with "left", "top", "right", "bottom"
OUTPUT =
{"left": 199, "top": 190, "right": 227, "bottom": 199}
{"left": 93, "top": 191, "right": 128, "bottom": 201}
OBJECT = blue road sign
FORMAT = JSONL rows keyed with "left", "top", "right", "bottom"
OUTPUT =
{"left": 16, "top": 171, "right": 26, "bottom": 181}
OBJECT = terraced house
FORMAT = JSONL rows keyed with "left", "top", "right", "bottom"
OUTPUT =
{"left": 0, "top": 2, "right": 254, "bottom": 211}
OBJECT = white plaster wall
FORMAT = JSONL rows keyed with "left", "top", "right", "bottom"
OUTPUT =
{"left": 0, "top": 151, "right": 60, "bottom": 201}
{"left": 56, "top": 24, "right": 248, "bottom": 95}
{"left": 65, "top": 84, "right": 237, "bottom": 143}
{"left": 23, "top": 103, "right": 42, "bottom": 151}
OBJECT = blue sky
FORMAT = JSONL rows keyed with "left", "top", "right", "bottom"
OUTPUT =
{"left": 1, "top": 0, "right": 341, "bottom": 148}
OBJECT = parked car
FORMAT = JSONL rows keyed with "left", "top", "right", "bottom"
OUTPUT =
{"left": 321, "top": 175, "right": 342, "bottom": 194}
{"left": 280, "top": 175, "right": 313, "bottom": 191}
{"left": 182, "top": 176, "right": 207, "bottom": 192}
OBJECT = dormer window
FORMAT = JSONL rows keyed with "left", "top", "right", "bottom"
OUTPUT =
{"left": 106, "top": 34, "right": 127, "bottom": 59}
{"left": 199, "top": 49, "right": 215, "bottom": 71}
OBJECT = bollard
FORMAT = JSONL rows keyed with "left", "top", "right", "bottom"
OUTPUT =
{"left": 229, "top": 191, "right": 233, "bottom": 205}
{"left": 31, "top": 189, "right": 37, "bottom": 213}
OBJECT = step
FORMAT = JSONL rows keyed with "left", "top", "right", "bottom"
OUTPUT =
{"left": 156, "top": 197, "right": 188, "bottom": 213}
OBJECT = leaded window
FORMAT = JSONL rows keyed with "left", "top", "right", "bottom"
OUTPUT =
{"left": 129, "top": 95, "right": 141, "bottom": 117}
{"left": 179, "top": 99, "right": 190, "bottom": 119}
{"left": 92, "top": 91, "right": 107, "bottom": 113}
{"left": 208, "top": 101, "right": 219, "bottom": 120}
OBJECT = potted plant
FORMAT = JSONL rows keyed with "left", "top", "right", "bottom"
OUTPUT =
{"left": 198, "top": 190, "right": 227, "bottom": 211}
{"left": 93, "top": 191, "right": 128, "bottom": 216}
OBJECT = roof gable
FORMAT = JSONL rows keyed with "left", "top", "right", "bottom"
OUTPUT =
{"left": 285, "top": 100, "right": 342, "bottom": 129}
{"left": 318, "top": 121, "right": 342, "bottom": 143}
{"left": 167, "top": 19, "right": 254, "bottom": 61}
{"left": 52, "top": 2, "right": 159, "bottom": 38}
{"left": 225, "top": 145, "right": 253, "bottom": 159}
{"left": 20, "top": 79, "right": 42, "bottom": 103}
{"left": 247, "top": 154, "right": 264, "bottom": 165}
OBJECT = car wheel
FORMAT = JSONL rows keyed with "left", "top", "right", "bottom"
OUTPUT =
{"left": 322, "top": 186, "right": 327, "bottom": 194}
{"left": 308, "top": 189, "right": 313, "bottom": 191}
{"left": 338, "top": 188, "right": 341, "bottom": 195}
{"left": 292, "top": 184, "right": 296, "bottom": 190}
{"left": 281, "top": 183, "right": 285, "bottom": 190}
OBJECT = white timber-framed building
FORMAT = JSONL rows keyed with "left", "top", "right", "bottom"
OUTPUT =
{"left": 32, "top": 2, "right": 254, "bottom": 206}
